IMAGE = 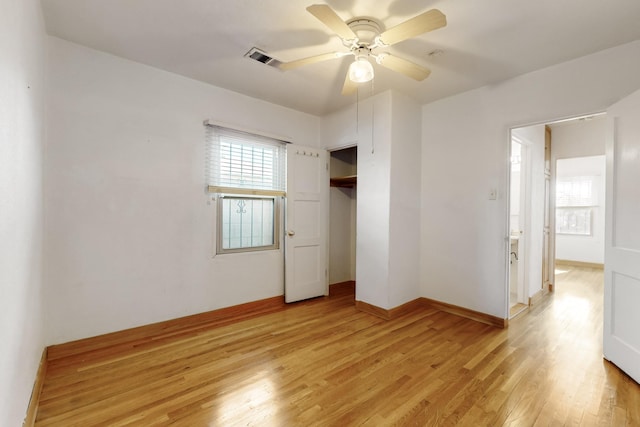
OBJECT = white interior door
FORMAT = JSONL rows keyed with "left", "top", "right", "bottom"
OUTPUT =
{"left": 603, "top": 88, "right": 640, "bottom": 383}
{"left": 285, "top": 145, "right": 328, "bottom": 303}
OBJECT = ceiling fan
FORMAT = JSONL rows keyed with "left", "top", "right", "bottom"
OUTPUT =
{"left": 278, "top": 4, "right": 447, "bottom": 95}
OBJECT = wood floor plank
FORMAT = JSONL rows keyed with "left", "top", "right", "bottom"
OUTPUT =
{"left": 35, "top": 266, "right": 640, "bottom": 426}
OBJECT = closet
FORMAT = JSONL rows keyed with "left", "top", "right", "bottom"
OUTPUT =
{"left": 328, "top": 147, "right": 357, "bottom": 286}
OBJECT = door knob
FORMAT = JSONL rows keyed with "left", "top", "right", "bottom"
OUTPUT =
{"left": 286, "top": 230, "right": 295, "bottom": 237}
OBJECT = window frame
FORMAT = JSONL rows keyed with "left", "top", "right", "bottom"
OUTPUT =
{"left": 215, "top": 194, "right": 281, "bottom": 255}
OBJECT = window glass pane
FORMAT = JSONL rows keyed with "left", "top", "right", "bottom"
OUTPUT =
{"left": 556, "top": 207, "right": 592, "bottom": 235}
{"left": 220, "top": 197, "right": 276, "bottom": 252}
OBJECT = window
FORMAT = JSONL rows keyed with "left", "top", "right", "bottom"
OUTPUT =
{"left": 218, "top": 196, "right": 279, "bottom": 252}
{"left": 205, "top": 124, "right": 286, "bottom": 254}
{"left": 556, "top": 208, "right": 592, "bottom": 235}
{"left": 556, "top": 176, "right": 598, "bottom": 235}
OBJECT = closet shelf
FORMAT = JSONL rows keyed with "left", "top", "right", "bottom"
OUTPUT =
{"left": 330, "top": 175, "right": 357, "bottom": 188}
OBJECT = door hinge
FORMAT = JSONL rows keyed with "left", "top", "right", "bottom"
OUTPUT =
{"left": 326, "top": 162, "right": 329, "bottom": 171}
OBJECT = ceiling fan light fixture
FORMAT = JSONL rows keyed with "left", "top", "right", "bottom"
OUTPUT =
{"left": 349, "top": 56, "right": 374, "bottom": 83}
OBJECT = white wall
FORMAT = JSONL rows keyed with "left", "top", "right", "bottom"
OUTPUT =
{"left": 44, "top": 37, "right": 321, "bottom": 345}
{"left": 355, "top": 92, "right": 393, "bottom": 308}
{"left": 550, "top": 115, "right": 607, "bottom": 159}
{"left": 551, "top": 116, "right": 606, "bottom": 264}
{"left": 388, "top": 92, "right": 422, "bottom": 308}
{"left": 421, "top": 40, "right": 640, "bottom": 318}
{"left": 0, "top": 0, "right": 46, "bottom": 424}
{"left": 322, "top": 103, "right": 358, "bottom": 151}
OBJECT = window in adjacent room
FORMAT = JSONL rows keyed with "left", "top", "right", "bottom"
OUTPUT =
{"left": 205, "top": 123, "right": 286, "bottom": 254}
{"left": 555, "top": 176, "right": 598, "bottom": 236}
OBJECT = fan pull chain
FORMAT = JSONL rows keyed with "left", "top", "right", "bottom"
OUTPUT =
{"left": 370, "top": 79, "right": 375, "bottom": 154}
{"left": 356, "top": 84, "right": 359, "bottom": 139}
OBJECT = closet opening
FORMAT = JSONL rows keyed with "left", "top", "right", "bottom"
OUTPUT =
{"left": 328, "top": 146, "right": 357, "bottom": 299}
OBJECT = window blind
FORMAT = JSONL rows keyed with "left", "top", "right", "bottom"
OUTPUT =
{"left": 556, "top": 176, "right": 598, "bottom": 207}
{"left": 205, "top": 125, "right": 286, "bottom": 196}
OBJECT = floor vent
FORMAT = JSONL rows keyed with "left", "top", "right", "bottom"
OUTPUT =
{"left": 245, "top": 47, "right": 282, "bottom": 68}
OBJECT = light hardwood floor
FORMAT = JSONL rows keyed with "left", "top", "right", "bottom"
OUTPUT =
{"left": 36, "top": 269, "right": 639, "bottom": 426}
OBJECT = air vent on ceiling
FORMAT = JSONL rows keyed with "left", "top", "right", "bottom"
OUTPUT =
{"left": 245, "top": 47, "right": 282, "bottom": 68}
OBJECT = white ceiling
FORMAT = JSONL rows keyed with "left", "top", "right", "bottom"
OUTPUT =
{"left": 40, "top": 0, "right": 640, "bottom": 116}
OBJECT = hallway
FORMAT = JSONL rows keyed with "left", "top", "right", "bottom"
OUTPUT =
{"left": 506, "top": 265, "right": 634, "bottom": 425}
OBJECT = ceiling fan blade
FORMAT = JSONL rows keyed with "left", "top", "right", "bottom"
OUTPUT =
{"left": 378, "top": 9, "right": 446, "bottom": 46}
{"left": 307, "top": 4, "right": 357, "bottom": 41}
{"left": 342, "top": 72, "right": 358, "bottom": 96}
{"left": 377, "top": 54, "right": 431, "bottom": 81}
{"left": 279, "top": 52, "right": 345, "bottom": 71}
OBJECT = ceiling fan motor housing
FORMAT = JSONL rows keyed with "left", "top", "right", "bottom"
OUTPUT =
{"left": 345, "top": 17, "right": 383, "bottom": 48}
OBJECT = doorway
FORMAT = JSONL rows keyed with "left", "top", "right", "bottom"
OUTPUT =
{"left": 508, "top": 124, "right": 547, "bottom": 318}
{"left": 506, "top": 97, "right": 639, "bottom": 382}
{"left": 548, "top": 113, "right": 607, "bottom": 273}
{"left": 507, "top": 114, "right": 607, "bottom": 319}
{"left": 509, "top": 137, "right": 528, "bottom": 316}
